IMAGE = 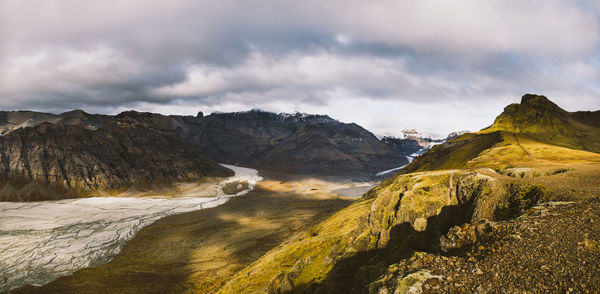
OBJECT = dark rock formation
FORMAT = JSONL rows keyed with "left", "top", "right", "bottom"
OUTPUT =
{"left": 0, "top": 116, "right": 232, "bottom": 201}
{"left": 381, "top": 136, "right": 431, "bottom": 156}
{"left": 183, "top": 110, "right": 407, "bottom": 176}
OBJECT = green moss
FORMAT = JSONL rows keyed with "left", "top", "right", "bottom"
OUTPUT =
{"left": 494, "top": 183, "right": 548, "bottom": 220}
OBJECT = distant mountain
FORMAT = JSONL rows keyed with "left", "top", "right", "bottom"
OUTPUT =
{"left": 0, "top": 109, "right": 408, "bottom": 196}
{"left": 0, "top": 114, "right": 232, "bottom": 201}
{"left": 0, "top": 110, "right": 113, "bottom": 135}
{"left": 446, "top": 130, "right": 470, "bottom": 140}
{"left": 181, "top": 110, "right": 407, "bottom": 176}
{"left": 401, "top": 94, "right": 600, "bottom": 173}
{"left": 381, "top": 129, "right": 469, "bottom": 158}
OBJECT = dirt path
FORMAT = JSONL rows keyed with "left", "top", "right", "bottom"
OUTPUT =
{"left": 513, "top": 133, "right": 534, "bottom": 158}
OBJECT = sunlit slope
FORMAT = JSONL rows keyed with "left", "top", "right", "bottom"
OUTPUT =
{"left": 402, "top": 94, "right": 600, "bottom": 173}
{"left": 482, "top": 94, "right": 600, "bottom": 152}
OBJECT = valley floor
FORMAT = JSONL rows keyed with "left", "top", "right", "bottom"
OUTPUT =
{"left": 9, "top": 164, "right": 600, "bottom": 293}
{"left": 11, "top": 176, "right": 357, "bottom": 294}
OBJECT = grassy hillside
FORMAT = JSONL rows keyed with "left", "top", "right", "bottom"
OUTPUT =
{"left": 482, "top": 94, "right": 600, "bottom": 153}
{"left": 402, "top": 94, "right": 600, "bottom": 173}
{"left": 216, "top": 164, "right": 600, "bottom": 293}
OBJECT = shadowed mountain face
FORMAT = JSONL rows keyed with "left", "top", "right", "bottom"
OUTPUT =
{"left": 68, "top": 110, "right": 408, "bottom": 177}
{"left": 0, "top": 115, "right": 232, "bottom": 201}
{"left": 401, "top": 94, "right": 600, "bottom": 173}
{"left": 185, "top": 110, "right": 408, "bottom": 176}
{"left": 0, "top": 109, "right": 406, "bottom": 201}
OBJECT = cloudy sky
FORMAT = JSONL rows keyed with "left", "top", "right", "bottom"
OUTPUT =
{"left": 1, "top": 0, "right": 600, "bottom": 136}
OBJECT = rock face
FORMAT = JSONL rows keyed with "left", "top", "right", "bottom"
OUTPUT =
{"left": 175, "top": 110, "right": 408, "bottom": 176}
{"left": 0, "top": 115, "right": 232, "bottom": 201}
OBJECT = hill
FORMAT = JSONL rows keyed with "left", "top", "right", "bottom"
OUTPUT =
{"left": 482, "top": 94, "right": 600, "bottom": 152}
{"left": 401, "top": 94, "right": 600, "bottom": 173}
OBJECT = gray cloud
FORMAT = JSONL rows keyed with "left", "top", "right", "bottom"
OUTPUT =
{"left": 1, "top": 0, "right": 600, "bottom": 134}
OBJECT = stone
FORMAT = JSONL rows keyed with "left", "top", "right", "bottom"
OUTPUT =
{"left": 413, "top": 218, "right": 428, "bottom": 232}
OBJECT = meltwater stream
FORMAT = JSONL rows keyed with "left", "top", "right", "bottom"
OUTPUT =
{"left": 0, "top": 164, "right": 262, "bottom": 292}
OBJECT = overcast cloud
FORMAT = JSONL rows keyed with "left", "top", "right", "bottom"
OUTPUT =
{"left": 1, "top": 0, "right": 600, "bottom": 135}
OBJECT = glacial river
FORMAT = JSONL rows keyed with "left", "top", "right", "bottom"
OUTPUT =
{"left": 0, "top": 164, "right": 262, "bottom": 292}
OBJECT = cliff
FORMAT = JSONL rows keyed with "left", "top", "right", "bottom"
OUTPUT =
{"left": 0, "top": 116, "right": 232, "bottom": 201}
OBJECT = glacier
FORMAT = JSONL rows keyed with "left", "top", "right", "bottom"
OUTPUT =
{"left": 0, "top": 164, "right": 261, "bottom": 292}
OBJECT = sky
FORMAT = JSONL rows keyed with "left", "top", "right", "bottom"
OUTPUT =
{"left": 1, "top": 0, "right": 600, "bottom": 136}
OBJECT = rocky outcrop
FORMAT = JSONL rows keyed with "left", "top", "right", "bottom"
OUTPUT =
{"left": 0, "top": 116, "right": 232, "bottom": 201}
{"left": 227, "top": 167, "right": 560, "bottom": 293}
{"left": 240, "top": 170, "right": 497, "bottom": 293}
{"left": 368, "top": 199, "right": 600, "bottom": 294}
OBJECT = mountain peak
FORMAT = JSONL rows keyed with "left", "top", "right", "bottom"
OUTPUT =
{"left": 485, "top": 94, "right": 570, "bottom": 133}
{"left": 520, "top": 94, "right": 565, "bottom": 113}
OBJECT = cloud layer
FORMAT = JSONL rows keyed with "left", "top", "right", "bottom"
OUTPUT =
{"left": 1, "top": 0, "right": 600, "bottom": 134}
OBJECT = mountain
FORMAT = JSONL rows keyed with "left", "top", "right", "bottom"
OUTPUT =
{"left": 482, "top": 94, "right": 600, "bottom": 152}
{"left": 0, "top": 109, "right": 407, "bottom": 191}
{"left": 0, "top": 110, "right": 113, "bottom": 135}
{"left": 381, "top": 129, "right": 470, "bottom": 158}
{"left": 381, "top": 136, "right": 437, "bottom": 157}
{"left": 0, "top": 114, "right": 232, "bottom": 201}
{"left": 103, "top": 109, "right": 408, "bottom": 176}
{"left": 401, "top": 94, "right": 600, "bottom": 173}
{"left": 183, "top": 110, "right": 407, "bottom": 176}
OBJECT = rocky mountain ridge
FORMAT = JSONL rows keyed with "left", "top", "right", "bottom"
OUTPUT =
{"left": 0, "top": 115, "right": 232, "bottom": 201}
{"left": 0, "top": 109, "right": 409, "bottom": 178}
{"left": 183, "top": 110, "right": 408, "bottom": 176}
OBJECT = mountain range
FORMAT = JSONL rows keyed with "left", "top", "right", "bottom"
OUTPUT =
{"left": 0, "top": 109, "right": 429, "bottom": 200}
{"left": 10, "top": 94, "right": 600, "bottom": 293}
